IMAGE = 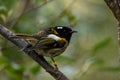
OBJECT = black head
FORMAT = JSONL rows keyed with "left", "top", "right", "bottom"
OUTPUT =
{"left": 53, "top": 26, "right": 77, "bottom": 42}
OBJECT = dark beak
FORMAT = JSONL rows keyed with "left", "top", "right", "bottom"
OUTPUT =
{"left": 71, "top": 30, "right": 77, "bottom": 33}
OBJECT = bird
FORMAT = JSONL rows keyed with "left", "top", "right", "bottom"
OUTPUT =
{"left": 15, "top": 26, "right": 77, "bottom": 69}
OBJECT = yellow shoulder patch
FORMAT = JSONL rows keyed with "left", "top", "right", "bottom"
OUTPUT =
{"left": 51, "top": 28, "right": 58, "bottom": 35}
{"left": 59, "top": 38, "right": 68, "bottom": 43}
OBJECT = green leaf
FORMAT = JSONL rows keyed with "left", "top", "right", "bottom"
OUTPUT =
{"left": 30, "top": 64, "right": 41, "bottom": 75}
{"left": 6, "top": 64, "right": 23, "bottom": 80}
{"left": 7, "top": 9, "right": 13, "bottom": 17}
{"left": 0, "top": 14, "right": 6, "bottom": 22}
{"left": 91, "top": 37, "right": 111, "bottom": 56}
{"left": 0, "top": 6, "right": 7, "bottom": 22}
{"left": 68, "top": 13, "right": 78, "bottom": 26}
{"left": 85, "top": 57, "right": 104, "bottom": 66}
{"left": 100, "top": 66, "right": 120, "bottom": 72}
{"left": 0, "top": 57, "right": 9, "bottom": 70}
{"left": 2, "top": 45, "right": 23, "bottom": 63}
{"left": 1, "top": 0, "right": 16, "bottom": 9}
{"left": 0, "top": 57, "right": 8, "bottom": 64}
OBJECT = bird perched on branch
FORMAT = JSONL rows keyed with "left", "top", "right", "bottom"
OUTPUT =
{"left": 15, "top": 26, "right": 77, "bottom": 69}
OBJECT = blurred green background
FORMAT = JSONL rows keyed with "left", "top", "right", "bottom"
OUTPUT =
{"left": 0, "top": 0, "right": 119, "bottom": 80}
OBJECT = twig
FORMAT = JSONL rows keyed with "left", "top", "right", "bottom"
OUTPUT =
{"left": 50, "top": 0, "right": 76, "bottom": 25}
{"left": 24, "top": 0, "right": 54, "bottom": 14}
{"left": 0, "top": 24, "right": 69, "bottom": 80}
{"left": 10, "top": 0, "right": 30, "bottom": 29}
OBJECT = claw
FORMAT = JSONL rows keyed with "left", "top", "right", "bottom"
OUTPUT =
{"left": 21, "top": 44, "right": 33, "bottom": 52}
{"left": 51, "top": 57, "right": 59, "bottom": 70}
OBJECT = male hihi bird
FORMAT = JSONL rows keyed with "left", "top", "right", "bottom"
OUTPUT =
{"left": 15, "top": 26, "right": 77, "bottom": 69}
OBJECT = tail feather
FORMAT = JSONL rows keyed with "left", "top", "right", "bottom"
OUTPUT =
{"left": 16, "top": 34, "right": 35, "bottom": 39}
{"left": 16, "top": 34, "right": 37, "bottom": 45}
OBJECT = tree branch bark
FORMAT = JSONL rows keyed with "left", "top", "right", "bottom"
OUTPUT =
{"left": 104, "top": 0, "right": 120, "bottom": 61}
{"left": 0, "top": 24, "right": 69, "bottom": 80}
{"left": 104, "top": 0, "right": 120, "bottom": 21}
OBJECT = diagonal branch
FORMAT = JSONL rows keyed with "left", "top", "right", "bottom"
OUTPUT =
{"left": 0, "top": 24, "right": 69, "bottom": 80}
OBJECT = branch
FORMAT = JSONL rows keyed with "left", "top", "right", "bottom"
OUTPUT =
{"left": 24, "top": 0, "right": 54, "bottom": 14}
{"left": 50, "top": 0, "right": 76, "bottom": 25}
{"left": 104, "top": 0, "right": 120, "bottom": 21}
{"left": 0, "top": 24, "right": 69, "bottom": 80}
{"left": 10, "top": 0, "right": 30, "bottom": 29}
{"left": 104, "top": 0, "right": 120, "bottom": 61}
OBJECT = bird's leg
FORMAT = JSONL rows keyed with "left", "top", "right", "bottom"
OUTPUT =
{"left": 46, "top": 57, "right": 58, "bottom": 73}
{"left": 51, "top": 57, "right": 58, "bottom": 70}
{"left": 51, "top": 57, "right": 63, "bottom": 80}
{"left": 22, "top": 39, "right": 40, "bottom": 51}
{"left": 45, "top": 58, "right": 62, "bottom": 80}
